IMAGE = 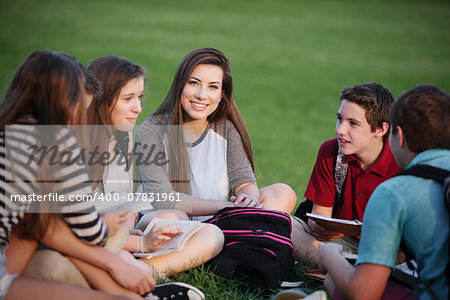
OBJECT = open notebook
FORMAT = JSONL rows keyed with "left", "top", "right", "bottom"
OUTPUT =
{"left": 133, "top": 218, "right": 204, "bottom": 259}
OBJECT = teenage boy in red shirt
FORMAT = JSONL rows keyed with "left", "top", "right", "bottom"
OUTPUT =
{"left": 291, "top": 83, "right": 402, "bottom": 264}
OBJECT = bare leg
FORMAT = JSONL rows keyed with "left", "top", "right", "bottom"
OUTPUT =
{"left": 117, "top": 250, "right": 165, "bottom": 279}
{"left": 5, "top": 233, "right": 38, "bottom": 274}
{"left": 22, "top": 249, "right": 90, "bottom": 288}
{"left": 5, "top": 225, "right": 130, "bottom": 295}
{"left": 5, "top": 277, "right": 131, "bottom": 300}
{"left": 260, "top": 183, "right": 297, "bottom": 214}
{"left": 22, "top": 222, "right": 147, "bottom": 299}
{"left": 71, "top": 258, "right": 144, "bottom": 300}
{"left": 141, "top": 223, "right": 224, "bottom": 276}
{"left": 290, "top": 216, "right": 320, "bottom": 265}
{"left": 40, "top": 218, "right": 155, "bottom": 295}
{"left": 21, "top": 226, "right": 135, "bottom": 289}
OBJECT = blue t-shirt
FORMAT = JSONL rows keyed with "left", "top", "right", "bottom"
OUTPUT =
{"left": 357, "top": 149, "right": 449, "bottom": 300}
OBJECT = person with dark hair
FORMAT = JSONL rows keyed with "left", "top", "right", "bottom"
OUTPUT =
{"left": 87, "top": 54, "right": 147, "bottom": 195}
{"left": 135, "top": 47, "right": 297, "bottom": 222}
{"left": 0, "top": 50, "right": 134, "bottom": 300}
{"left": 318, "top": 83, "right": 450, "bottom": 299}
{"left": 290, "top": 83, "right": 402, "bottom": 264}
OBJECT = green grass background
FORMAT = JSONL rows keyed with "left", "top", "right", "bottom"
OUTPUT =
{"left": 1, "top": 0, "right": 449, "bottom": 198}
{"left": 1, "top": 0, "right": 449, "bottom": 298}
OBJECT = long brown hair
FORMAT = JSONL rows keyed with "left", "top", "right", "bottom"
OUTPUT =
{"left": 87, "top": 55, "right": 146, "bottom": 126}
{"left": 86, "top": 55, "right": 146, "bottom": 186}
{"left": 0, "top": 50, "right": 88, "bottom": 129}
{"left": 152, "top": 48, "right": 254, "bottom": 193}
{"left": 0, "top": 50, "right": 89, "bottom": 240}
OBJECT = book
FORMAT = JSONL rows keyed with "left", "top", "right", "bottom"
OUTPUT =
{"left": 133, "top": 218, "right": 204, "bottom": 258}
{"left": 305, "top": 273, "right": 326, "bottom": 281}
{"left": 306, "top": 213, "right": 362, "bottom": 237}
{"left": 305, "top": 252, "right": 358, "bottom": 281}
{"left": 341, "top": 252, "right": 358, "bottom": 264}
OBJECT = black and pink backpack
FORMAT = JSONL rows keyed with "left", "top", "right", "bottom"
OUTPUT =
{"left": 204, "top": 207, "right": 294, "bottom": 291}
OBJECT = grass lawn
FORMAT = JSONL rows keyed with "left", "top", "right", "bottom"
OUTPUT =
{"left": 1, "top": 0, "right": 449, "bottom": 298}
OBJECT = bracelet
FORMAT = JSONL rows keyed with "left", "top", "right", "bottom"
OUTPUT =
{"left": 139, "top": 236, "right": 144, "bottom": 253}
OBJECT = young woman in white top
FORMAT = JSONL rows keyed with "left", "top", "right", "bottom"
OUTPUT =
{"left": 136, "top": 48, "right": 297, "bottom": 223}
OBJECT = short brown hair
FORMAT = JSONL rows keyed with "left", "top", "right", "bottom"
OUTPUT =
{"left": 390, "top": 84, "right": 450, "bottom": 153}
{"left": 340, "top": 82, "right": 394, "bottom": 138}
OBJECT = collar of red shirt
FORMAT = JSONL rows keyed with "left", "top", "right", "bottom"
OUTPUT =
{"left": 342, "top": 139, "right": 394, "bottom": 177}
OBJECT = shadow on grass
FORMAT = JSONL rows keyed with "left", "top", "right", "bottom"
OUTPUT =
{"left": 166, "top": 254, "right": 327, "bottom": 300}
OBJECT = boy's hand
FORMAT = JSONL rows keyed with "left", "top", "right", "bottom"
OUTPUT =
{"left": 317, "top": 242, "right": 343, "bottom": 272}
{"left": 308, "top": 219, "right": 344, "bottom": 241}
{"left": 231, "top": 193, "right": 263, "bottom": 208}
{"left": 142, "top": 224, "right": 182, "bottom": 252}
{"left": 102, "top": 210, "right": 128, "bottom": 237}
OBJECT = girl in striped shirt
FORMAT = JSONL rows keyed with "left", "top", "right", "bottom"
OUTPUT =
{"left": 0, "top": 50, "right": 152, "bottom": 300}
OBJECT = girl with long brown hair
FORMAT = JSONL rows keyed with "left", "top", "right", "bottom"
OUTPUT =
{"left": 136, "top": 48, "right": 297, "bottom": 222}
{"left": 0, "top": 50, "right": 134, "bottom": 300}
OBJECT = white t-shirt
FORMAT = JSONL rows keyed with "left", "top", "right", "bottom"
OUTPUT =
{"left": 136, "top": 116, "right": 256, "bottom": 220}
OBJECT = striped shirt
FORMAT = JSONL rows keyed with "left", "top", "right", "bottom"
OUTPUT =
{"left": 0, "top": 123, "right": 108, "bottom": 247}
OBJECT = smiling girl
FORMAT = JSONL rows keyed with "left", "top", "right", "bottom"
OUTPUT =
{"left": 135, "top": 48, "right": 297, "bottom": 221}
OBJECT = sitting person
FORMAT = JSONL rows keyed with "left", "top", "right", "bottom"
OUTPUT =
{"left": 0, "top": 50, "right": 134, "bottom": 300}
{"left": 135, "top": 47, "right": 297, "bottom": 225}
{"left": 291, "top": 82, "right": 402, "bottom": 263}
{"left": 318, "top": 83, "right": 449, "bottom": 299}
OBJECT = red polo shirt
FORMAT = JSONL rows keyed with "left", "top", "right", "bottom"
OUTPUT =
{"left": 304, "top": 138, "right": 402, "bottom": 221}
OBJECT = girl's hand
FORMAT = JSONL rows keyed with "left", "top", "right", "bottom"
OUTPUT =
{"left": 308, "top": 219, "right": 344, "bottom": 242}
{"left": 129, "top": 229, "right": 144, "bottom": 236}
{"left": 231, "top": 193, "right": 263, "bottom": 208}
{"left": 102, "top": 210, "right": 128, "bottom": 237}
{"left": 142, "top": 224, "right": 182, "bottom": 253}
{"left": 108, "top": 252, "right": 156, "bottom": 294}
